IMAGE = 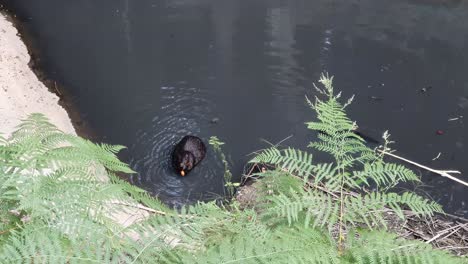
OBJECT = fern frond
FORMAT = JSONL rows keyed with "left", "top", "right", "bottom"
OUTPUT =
{"left": 309, "top": 130, "right": 368, "bottom": 165}
{"left": 43, "top": 138, "right": 133, "bottom": 174}
{"left": 250, "top": 147, "right": 314, "bottom": 179}
{"left": 393, "top": 192, "right": 443, "bottom": 216}
{"left": 354, "top": 162, "right": 420, "bottom": 187}
{"left": 108, "top": 173, "right": 171, "bottom": 212}
{"left": 345, "top": 230, "right": 464, "bottom": 264}
{"left": 0, "top": 114, "right": 154, "bottom": 262}
{"left": 306, "top": 98, "right": 354, "bottom": 133}
{"left": 1, "top": 228, "right": 127, "bottom": 263}
{"left": 343, "top": 192, "right": 442, "bottom": 229}
{"left": 176, "top": 228, "right": 338, "bottom": 264}
{"left": 130, "top": 202, "right": 235, "bottom": 253}
{"left": 267, "top": 190, "right": 339, "bottom": 230}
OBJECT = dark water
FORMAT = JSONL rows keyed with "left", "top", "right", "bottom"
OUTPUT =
{"left": 3, "top": 0, "right": 468, "bottom": 213}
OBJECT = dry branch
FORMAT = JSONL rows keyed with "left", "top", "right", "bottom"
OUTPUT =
{"left": 378, "top": 149, "right": 467, "bottom": 187}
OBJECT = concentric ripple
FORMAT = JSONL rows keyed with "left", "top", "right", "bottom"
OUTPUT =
{"left": 129, "top": 85, "right": 225, "bottom": 208}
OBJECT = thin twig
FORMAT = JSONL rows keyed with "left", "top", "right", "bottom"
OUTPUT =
{"left": 108, "top": 201, "right": 199, "bottom": 219}
{"left": 439, "top": 226, "right": 462, "bottom": 242}
{"left": 241, "top": 162, "right": 261, "bottom": 185}
{"left": 378, "top": 150, "right": 467, "bottom": 187}
{"left": 306, "top": 180, "right": 340, "bottom": 199}
{"left": 432, "top": 152, "right": 441, "bottom": 161}
{"left": 248, "top": 135, "right": 294, "bottom": 157}
{"left": 108, "top": 201, "right": 167, "bottom": 215}
{"left": 435, "top": 212, "right": 468, "bottom": 223}
{"left": 426, "top": 223, "right": 467, "bottom": 244}
{"left": 391, "top": 243, "right": 417, "bottom": 251}
{"left": 403, "top": 225, "right": 429, "bottom": 240}
{"left": 448, "top": 116, "right": 462, "bottom": 122}
{"left": 54, "top": 81, "right": 62, "bottom": 96}
{"left": 439, "top": 246, "right": 468, "bottom": 250}
{"left": 0, "top": 226, "right": 17, "bottom": 235}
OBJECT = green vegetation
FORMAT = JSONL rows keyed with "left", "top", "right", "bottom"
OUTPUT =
{"left": 209, "top": 136, "right": 237, "bottom": 197}
{"left": 0, "top": 75, "right": 464, "bottom": 263}
{"left": 250, "top": 74, "right": 442, "bottom": 245}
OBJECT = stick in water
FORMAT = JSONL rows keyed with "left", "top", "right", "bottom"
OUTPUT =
{"left": 378, "top": 150, "right": 467, "bottom": 187}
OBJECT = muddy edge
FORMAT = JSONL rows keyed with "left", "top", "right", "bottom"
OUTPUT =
{"left": 0, "top": 5, "right": 97, "bottom": 140}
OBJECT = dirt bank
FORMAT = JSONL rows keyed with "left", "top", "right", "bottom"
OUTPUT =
{"left": 0, "top": 14, "right": 75, "bottom": 136}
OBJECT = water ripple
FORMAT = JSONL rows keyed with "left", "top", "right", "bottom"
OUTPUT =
{"left": 129, "top": 84, "right": 224, "bottom": 208}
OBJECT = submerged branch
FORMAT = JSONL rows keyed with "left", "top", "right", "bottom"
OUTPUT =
{"left": 378, "top": 150, "right": 467, "bottom": 187}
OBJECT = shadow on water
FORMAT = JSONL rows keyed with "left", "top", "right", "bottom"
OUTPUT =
{"left": 2, "top": 0, "right": 468, "bottom": 214}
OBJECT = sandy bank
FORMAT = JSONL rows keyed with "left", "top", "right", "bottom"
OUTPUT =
{"left": 0, "top": 14, "right": 75, "bottom": 136}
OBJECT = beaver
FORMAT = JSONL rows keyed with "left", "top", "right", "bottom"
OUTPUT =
{"left": 172, "top": 135, "right": 206, "bottom": 176}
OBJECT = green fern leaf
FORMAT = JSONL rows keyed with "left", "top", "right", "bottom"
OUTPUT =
{"left": 354, "top": 162, "right": 420, "bottom": 187}
{"left": 250, "top": 147, "right": 314, "bottom": 178}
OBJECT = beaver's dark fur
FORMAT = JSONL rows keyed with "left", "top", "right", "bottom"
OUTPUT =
{"left": 171, "top": 135, "right": 206, "bottom": 176}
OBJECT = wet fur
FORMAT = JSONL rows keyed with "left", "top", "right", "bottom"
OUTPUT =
{"left": 172, "top": 135, "right": 206, "bottom": 176}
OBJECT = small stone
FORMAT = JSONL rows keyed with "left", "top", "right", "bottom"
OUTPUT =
{"left": 420, "top": 86, "right": 432, "bottom": 93}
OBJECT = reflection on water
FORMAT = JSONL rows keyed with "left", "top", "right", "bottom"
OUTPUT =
{"left": 4, "top": 0, "right": 468, "bottom": 214}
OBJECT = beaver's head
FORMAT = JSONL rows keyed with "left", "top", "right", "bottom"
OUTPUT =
{"left": 178, "top": 151, "right": 195, "bottom": 176}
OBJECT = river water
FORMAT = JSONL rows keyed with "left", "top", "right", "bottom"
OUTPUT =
{"left": 2, "top": 0, "right": 468, "bottom": 213}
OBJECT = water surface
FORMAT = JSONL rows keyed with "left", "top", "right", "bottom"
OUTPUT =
{"left": 3, "top": 0, "right": 468, "bottom": 213}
